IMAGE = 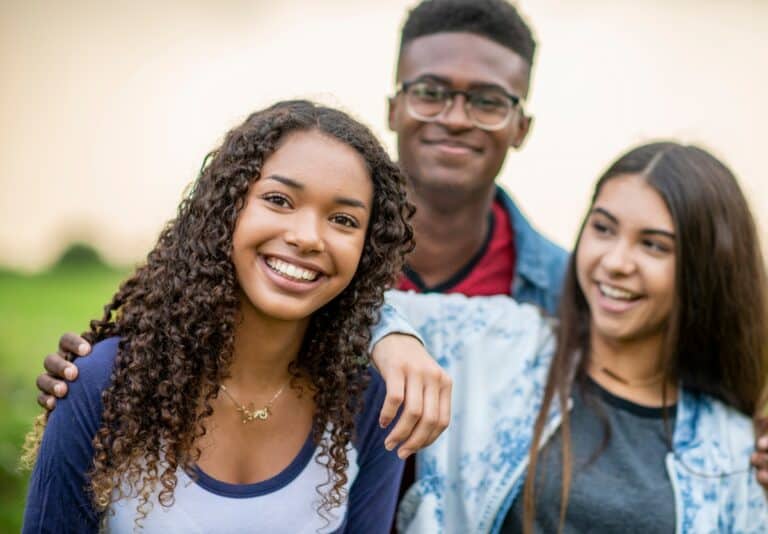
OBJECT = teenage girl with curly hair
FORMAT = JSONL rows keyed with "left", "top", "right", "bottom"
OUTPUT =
{"left": 23, "top": 100, "right": 416, "bottom": 533}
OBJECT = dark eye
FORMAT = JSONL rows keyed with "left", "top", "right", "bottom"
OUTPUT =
{"left": 330, "top": 214, "right": 360, "bottom": 228}
{"left": 412, "top": 83, "right": 447, "bottom": 102}
{"left": 642, "top": 239, "right": 671, "bottom": 254}
{"left": 591, "top": 221, "right": 612, "bottom": 235}
{"left": 470, "top": 91, "right": 507, "bottom": 111}
{"left": 262, "top": 193, "right": 292, "bottom": 208}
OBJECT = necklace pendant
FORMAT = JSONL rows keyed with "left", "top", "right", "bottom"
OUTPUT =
{"left": 237, "top": 403, "right": 270, "bottom": 424}
{"left": 253, "top": 407, "right": 271, "bottom": 420}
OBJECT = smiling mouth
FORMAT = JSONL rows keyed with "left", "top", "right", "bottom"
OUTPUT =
{"left": 265, "top": 257, "right": 320, "bottom": 282}
{"left": 422, "top": 139, "right": 480, "bottom": 152}
{"left": 598, "top": 282, "right": 641, "bottom": 301}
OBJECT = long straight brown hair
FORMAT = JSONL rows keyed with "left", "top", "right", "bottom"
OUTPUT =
{"left": 523, "top": 142, "right": 768, "bottom": 533}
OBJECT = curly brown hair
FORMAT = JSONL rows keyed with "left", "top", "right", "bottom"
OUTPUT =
{"left": 76, "top": 100, "right": 414, "bottom": 522}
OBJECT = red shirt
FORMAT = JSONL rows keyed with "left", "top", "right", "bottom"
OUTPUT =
{"left": 397, "top": 198, "right": 516, "bottom": 296}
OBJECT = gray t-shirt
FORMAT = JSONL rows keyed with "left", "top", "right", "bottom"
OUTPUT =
{"left": 502, "top": 377, "right": 677, "bottom": 534}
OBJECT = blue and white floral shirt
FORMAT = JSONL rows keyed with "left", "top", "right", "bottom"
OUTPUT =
{"left": 376, "top": 291, "right": 767, "bottom": 534}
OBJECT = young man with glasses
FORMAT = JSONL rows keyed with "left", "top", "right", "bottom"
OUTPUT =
{"left": 390, "top": 0, "right": 567, "bottom": 314}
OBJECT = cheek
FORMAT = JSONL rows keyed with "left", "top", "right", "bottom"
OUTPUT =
{"left": 333, "top": 234, "right": 368, "bottom": 280}
{"left": 650, "top": 261, "right": 676, "bottom": 310}
{"left": 486, "top": 130, "right": 514, "bottom": 159}
{"left": 575, "top": 238, "right": 599, "bottom": 284}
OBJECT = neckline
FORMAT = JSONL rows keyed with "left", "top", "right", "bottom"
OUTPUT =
{"left": 403, "top": 208, "right": 496, "bottom": 293}
{"left": 189, "top": 430, "right": 316, "bottom": 498}
{"left": 584, "top": 376, "right": 677, "bottom": 419}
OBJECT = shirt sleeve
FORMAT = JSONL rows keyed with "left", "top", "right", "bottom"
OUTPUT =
{"left": 344, "top": 368, "right": 405, "bottom": 533}
{"left": 370, "top": 298, "right": 425, "bottom": 348}
{"left": 22, "top": 337, "right": 119, "bottom": 534}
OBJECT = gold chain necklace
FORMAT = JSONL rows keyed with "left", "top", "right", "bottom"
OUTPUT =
{"left": 219, "top": 381, "right": 288, "bottom": 424}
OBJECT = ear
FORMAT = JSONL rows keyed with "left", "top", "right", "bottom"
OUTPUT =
{"left": 387, "top": 95, "right": 398, "bottom": 132}
{"left": 510, "top": 113, "right": 532, "bottom": 149}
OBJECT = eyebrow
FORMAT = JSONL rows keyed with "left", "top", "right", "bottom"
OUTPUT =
{"left": 265, "top": 174, "right": 368, "bottom": 209}
{"left": 592, "top": 207, "right": 676, "bottom": 239}
{"left": 412, "top": 73, "right": 509, "bottom": 93}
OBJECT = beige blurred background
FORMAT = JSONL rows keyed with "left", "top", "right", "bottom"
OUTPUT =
{"left": 1, "top": 0, "right": 767, "bottom": 271}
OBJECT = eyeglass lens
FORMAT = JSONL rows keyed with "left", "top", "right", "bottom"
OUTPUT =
{"left": 405, "top": 81, "right": 515, "bottom": 129}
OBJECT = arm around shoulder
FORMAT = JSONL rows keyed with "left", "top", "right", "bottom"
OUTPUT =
{"left": 22, "top": 338, "right": 118, "bottom": 533}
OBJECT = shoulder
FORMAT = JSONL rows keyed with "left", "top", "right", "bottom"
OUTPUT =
{"left": 386, "top": 290, "right": 552, "bottom": 336}
{"left": 676, "top": 390, "right": 768, "bottom": 529}
{"left": 73, "top": 336, "right": 120, "bottom": 388}
{"left": 495, "top": 186, "right": 567, "bottom": 252}
{"left": 355, "top": 367, "right": 387, "bottom": 437}
{"left": 678, "top": 389, "right": 755, "bottom": 466}
{"left": 50, "top": 336, "right": 120, "bottom": 426}
{"left": 495, "top": 188, "right": 569, "bottom": 286}
{"left": 352, "top": 367, "right": 395, "bottom": 457}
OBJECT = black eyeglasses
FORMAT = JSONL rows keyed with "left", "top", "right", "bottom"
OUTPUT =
{"left": 398, "top": 79, "right": 525, "bottom": 131}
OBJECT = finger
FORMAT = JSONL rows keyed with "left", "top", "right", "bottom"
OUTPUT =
{"left": 379, "top": 367, "right": 405, "bottom": 429}
{"left": 59, "top": 332, "right": 91, "bottom": 357}
{"left": 37, "top": 392, "right": 56, "bottom": 411}
{"left": 751, "top": 452, "right": 768, "bottom": 470}
{"left": 759, "top": 469, "right": 768, "bottom": 486}
{"left": 397, "top": 380, "right": 440, "bottom": 459}
{"left": 36, "top": 373, "right": 68, "bottom": 398}
{"left": 384, "top": 375, "right": 423, "bottom": 452}
{"left": 757, "top": 434, "right": 768, "bottom": 452}
{"left": 756, "top": 416, "right": 768, "bottom": 433}
{"left": 425, "top": 375, "right": 452, "bottom": 447}
{"left": 44, "top": 353, "right": 78, "bottom": 381}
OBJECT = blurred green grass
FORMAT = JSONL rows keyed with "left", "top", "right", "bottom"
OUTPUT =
{"left": 0, "top": 254, "right": 128, "bottom": 532}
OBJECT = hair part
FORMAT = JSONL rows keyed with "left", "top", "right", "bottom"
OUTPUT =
{"left": 399, "top": 0, "right": 536, "bottom": 65}
{"left": 27, "top": 100, "right": 414, "bottom": 526}
{"left": 523, "top": 141, "right": 768, "bottom": 533}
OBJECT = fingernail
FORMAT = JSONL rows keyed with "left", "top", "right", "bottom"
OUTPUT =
{"left": 379, "top": 419, "right": 390, "bottom": 429}
{"left": 46, "top": 398, "right": 54, "bottom": 409}
{"left": 78, "top": 343, "right": 89, "bottom": 355}
{"left": 64, "top": 366, "right": 76, "bottom": 380}
{"left": 758, "top": 437, "right": 768, "bottom": 449}
{"left": 54, "top": 384, "right": 65, "bottom": 397}
{"left": 384, "top": 440, "right": 394, "bottom": 451}
{"left": 398, "top": 449, "right": 411, "bottom": 460}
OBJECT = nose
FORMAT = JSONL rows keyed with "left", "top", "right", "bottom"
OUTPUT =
{"left": 283, "top": 210, "right": 325, "bottom": 254}
{"left": 437, "top": 93, "right": 473, "bottom": 131}
{"left": 600, "top": 239, "right": 636, "bottom": 276}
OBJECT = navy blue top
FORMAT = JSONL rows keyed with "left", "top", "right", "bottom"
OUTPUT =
{"left": 23, "top": 337, "right": 404, "bottom": 533}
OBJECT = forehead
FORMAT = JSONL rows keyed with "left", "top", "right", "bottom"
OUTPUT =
{"left": 397, "top": 32, "right": 531, "bottom": 96}
{"left": 260, "top": 130, "right": 372, "bottom": 197}
{"left": 594, "top": 174, "right": 674, "bottom": 232}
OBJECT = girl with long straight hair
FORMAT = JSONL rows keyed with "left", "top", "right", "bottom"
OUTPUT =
{"left": 372, "top": 141, "right": 768, "bottom": 533}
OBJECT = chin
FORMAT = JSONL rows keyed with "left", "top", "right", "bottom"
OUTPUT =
{"left": 256, "top": 300, "right": 321, "bottom": 322}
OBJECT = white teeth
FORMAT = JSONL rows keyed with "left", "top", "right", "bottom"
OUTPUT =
{"left": 599, "top": 283, "right": 637, "bottom": 300}
{"left": 266, "top": 257, "right": 319, "bottom": 282}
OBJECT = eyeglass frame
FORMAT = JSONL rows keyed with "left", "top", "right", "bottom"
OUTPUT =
{"left": 395, "top": 78, "right": 526, "bottom": 131}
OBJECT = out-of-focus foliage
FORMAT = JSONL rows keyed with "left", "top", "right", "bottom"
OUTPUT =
{"left": 0, "top": 244, "right": 128, "bottom": 532}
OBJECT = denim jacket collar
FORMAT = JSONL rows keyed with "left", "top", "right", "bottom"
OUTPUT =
{"left": 495, "top": 186, "right": 550, "bottom": 291}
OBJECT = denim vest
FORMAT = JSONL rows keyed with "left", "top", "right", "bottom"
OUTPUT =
{"left": 496, "top": 187, "right": 569, "bottom": 316}
{"left": 375, "top": 293, "right": 767, "bottom": 534}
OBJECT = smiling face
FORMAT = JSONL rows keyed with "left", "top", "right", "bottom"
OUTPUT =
{"left": 576, "top": 174, "right": 677, "bottom": 345}
{"left": 388, "top": 32, "right": 531, "bottom": 198}
{"left": 231, "top": 129, "right": 373, "bottom": 323}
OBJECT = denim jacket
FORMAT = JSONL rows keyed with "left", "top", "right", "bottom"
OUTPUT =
{"left": 496, "top": 187, "right": 569, "bottom": 316}
{"left": 376, "top": 292, "right": 767, "bottom": 534}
